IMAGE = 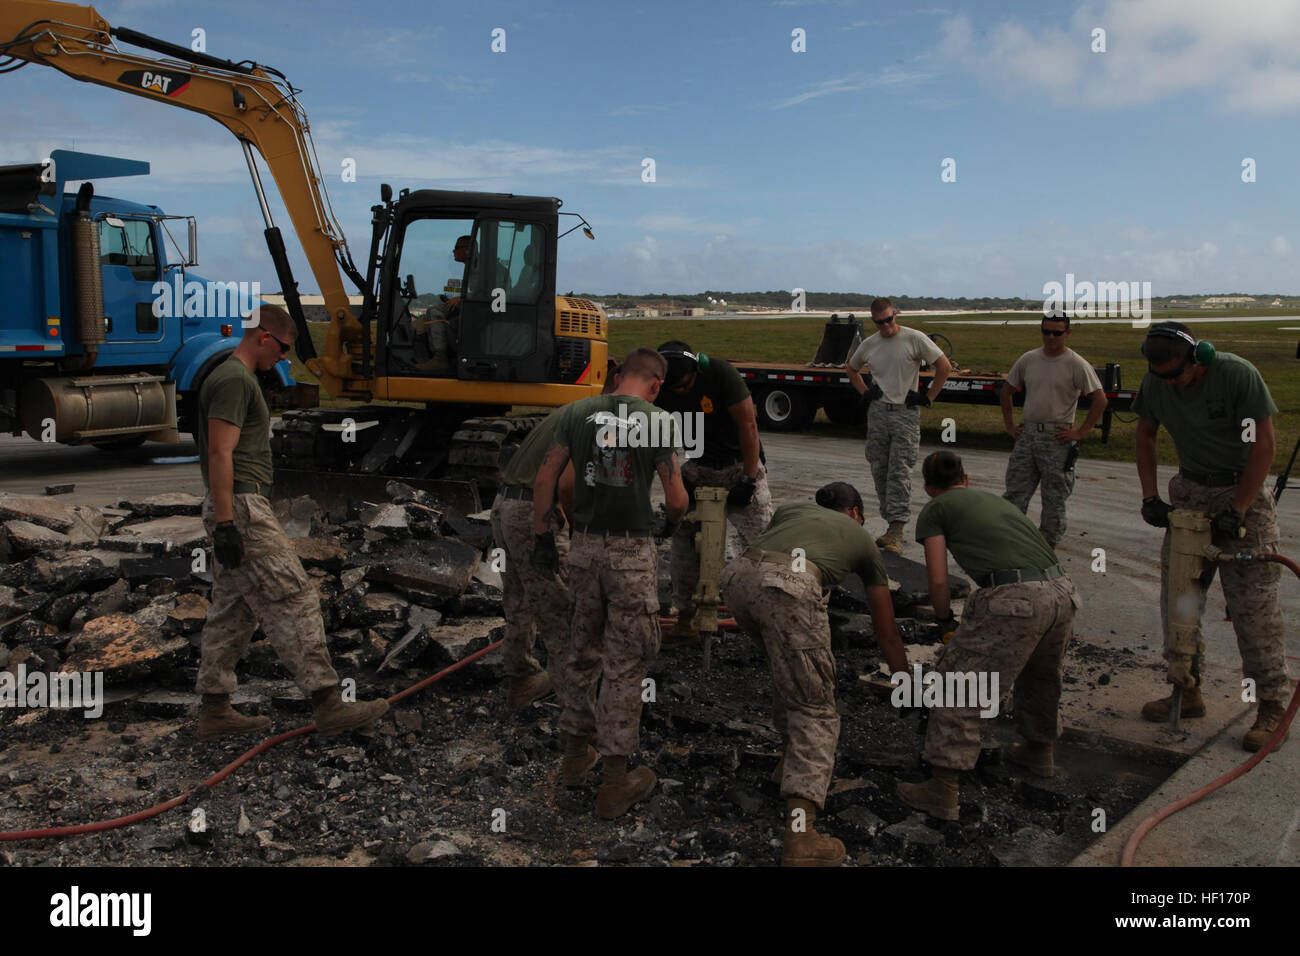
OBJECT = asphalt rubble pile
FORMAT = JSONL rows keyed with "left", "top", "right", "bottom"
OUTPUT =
{"left": 0, "top": 487, "right": 1159, "bottom": 867}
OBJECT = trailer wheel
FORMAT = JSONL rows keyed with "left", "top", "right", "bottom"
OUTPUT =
{"left": 754, "top": 387, "right": 813, "bottom": 431}
{"left": 823, "top": 393, "right": 864, "bottom": 426}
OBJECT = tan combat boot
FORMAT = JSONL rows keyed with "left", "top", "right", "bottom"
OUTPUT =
{"left": 781, "top": 797, "right": 845, "bottom": 867}
{"left": 310, "top": 685, "right": 390, "bottom": 737}
{"left": 1140, "top": 685, "right": 1206, "bottom": 723}
{"left": 896, "top": 766, "right": 960, "bottom": 821}
{"left": 594, "top": 755, "right": 657, "bottom": 819}
{"left": 1243, "top": 700, "right": 1290, "bottom": 752}
{"left": 506, "top": 671, "right": 553, "bottom": 711}
{"left": 875, "top": 521, "right": 906, "bottom": 554}
{"left": 559, "top": 733, "right": 601, "bottom": 787}
{"left": 197, "top": 694, "right": 272, "bottom": 741}
{"left": 1006, "top": 741, "right": 1055, "bottom": 778}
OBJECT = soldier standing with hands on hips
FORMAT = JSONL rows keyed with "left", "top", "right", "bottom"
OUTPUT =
{"left": 1133, "top": 322, "right": 1290, "bottom": 751}
{"left": 1001, "top": 313, "right": 1108, "bottom": 547}
{"left": 845, "top": 299, "right": 952, "bottom": 553}
{"left": 194, "top": 305, "right": 389, "bottom": 740}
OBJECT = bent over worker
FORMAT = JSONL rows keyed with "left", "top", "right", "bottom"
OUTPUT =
{"left": 194, "top": 305, "right": 389, "bottom": 740}
{"left": 897, "top": 451, "right": 1079, "bottom": 822}
{"left": 720, "top": 482, "right": 908, "bottom": 867}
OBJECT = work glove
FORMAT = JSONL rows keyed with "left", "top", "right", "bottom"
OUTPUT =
{"left": 904, "top": 390, "right": 932, "bottom": 408}
{"left": 936, "top": 612, "right": 959, "bottom": 644}
{"left": 657, "top": 519, "right": 680, "bottom": 544}
{"left": 727, "top": 475, "right": 758, "bottom": 508}
{"left": 683, "top": 476, "right": 697, "bottom": 509}
{"left": 857, "top": 384, "right": 882, "bottom": 415}
{"left": 1211, "top": 508, "right": 1246, "bottom": 542}
{"left": 530, "top": 532, "right": 560, "bottom": 576}
{"left": 213, "top": 521, "right": 244, "bottom": 569}
{"left": 1141, "top": 496, "right": 1173, "bottom": 528}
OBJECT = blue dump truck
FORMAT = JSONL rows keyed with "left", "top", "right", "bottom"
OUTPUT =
{"left": 0, "top": 149, "right": 300, "bottom": 450}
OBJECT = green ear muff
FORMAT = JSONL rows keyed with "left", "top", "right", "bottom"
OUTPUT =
{"left": 697, "top": 352, "right": 709, "bottom": 372}
{"left": 1194, "top": 340, "right": 1215, "bottom": 366}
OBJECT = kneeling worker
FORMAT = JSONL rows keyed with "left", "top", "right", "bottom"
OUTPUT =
{"left": 897, "top": 451, "right": 1079, "bottom": 821}
{"left": 720, "top": 482, "right": 908, "bottom": 866}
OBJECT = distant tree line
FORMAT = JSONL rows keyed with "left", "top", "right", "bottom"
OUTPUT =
{"left": 582, "top": 291, "right": 1300, "bottom": 311}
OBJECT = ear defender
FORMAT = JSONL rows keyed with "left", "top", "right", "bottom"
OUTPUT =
{"left": 1142, "top": 324, "right": 1215, "bottom": 366}
{"left": 696, "top": 352, "right": 710, "bottom": 372}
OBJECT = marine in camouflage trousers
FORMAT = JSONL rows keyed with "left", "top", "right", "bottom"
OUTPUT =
{"left": 1160, "top": 473, "right": 1289, "bottom": 702}
{"left": 865, "top": 405, "right": 920, "bottom": 523}
{"left": 489, "top": 493, "right": 570, "bottom": 679}
{"left": 924, "top": 577, "right": 1078, "bottom": 771}
{"left": 197, "top": 493, "right": 339, "bottom": 696}
{"left": 558, "top": 532, "right": 661, "bottom": 758}
{"left": 1002, "top": 428, "right": 1076, "bottom": 547}
{"left": 670, "top": 459, "right": 773, "bottom": 621}
{"left": 720, "top": 553, "right": 839, "bottom": 808}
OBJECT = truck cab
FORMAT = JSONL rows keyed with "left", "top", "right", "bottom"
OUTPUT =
{"left": 0, "top": 149, "right": 296, "bottom": 447}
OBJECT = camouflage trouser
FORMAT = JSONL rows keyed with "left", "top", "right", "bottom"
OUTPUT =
{"left": 670, "top": 459, "right": 774, "bottom": 620}
{"left": 923, "top": 577, "right": 1078, "bottom": 771}
{"left": 720, "top": 554, "right": 838, "bottom": 808}
{"left": 1002, "top": 428, "right": 1076, "bottom": 547}
{"left": 489, "top": 493, "right": 569, "bottom": 679}
{"left": 558, "top": 532, "right": 661, "bottom": 757}
{"left": 865, "top": 406, "right": 920, "bottom": 523}
{"left": 197, "top": 493, "right": 339, "bottom": 697}
{"left": 1159, "top": 473, "right": 1289, "bottom": 702}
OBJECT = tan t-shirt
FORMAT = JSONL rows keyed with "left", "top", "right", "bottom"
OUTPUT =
{"left": 846, "top": 326, "right": 944, "bottom": 404}
{"left": 1006, "top": 347, "right": 1104, "bottom": 424}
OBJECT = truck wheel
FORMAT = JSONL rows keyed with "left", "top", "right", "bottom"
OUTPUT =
{"left": 754, "top": 387, "right": 813, "bottom": 431}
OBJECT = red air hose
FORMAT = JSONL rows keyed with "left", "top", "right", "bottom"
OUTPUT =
{"left": 0, "top": 639, "right": 503, "bottom": 842}
{"left": 1121, "top": 553, "right": 1300, "bottom": 866}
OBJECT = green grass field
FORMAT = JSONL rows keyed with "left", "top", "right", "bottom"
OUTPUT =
{"left": 291, "top": 315, "right": 1299, "bottom": 471}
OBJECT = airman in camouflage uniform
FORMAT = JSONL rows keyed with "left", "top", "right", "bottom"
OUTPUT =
{"left": 721, "top": 483, "right": 907, "bottom": 867}
{"left": 845, "top": 299, "right": 951, "bottom": 553}
{"left": 1134, "top": 323, "right": 1290, "bottom": 752}
{"left": 194, "top": 305, "right": 388, "bottom": 741}
{"left": 533, "top": 348, "right": 688, "bottom": 818}
{"left": 1001, "top": 315, "right": 1107, "bottom": 547}
{"left": 898, "top": 452, "right": 1078, "bottom": 822}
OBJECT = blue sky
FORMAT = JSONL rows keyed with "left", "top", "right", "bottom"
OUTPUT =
{"left": 6, "top": 0, "right": 1300, "bottom": 296}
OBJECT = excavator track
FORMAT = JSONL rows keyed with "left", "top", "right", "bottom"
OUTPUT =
{"left": 270, "top": 407, "right": 545, "bottom": 515}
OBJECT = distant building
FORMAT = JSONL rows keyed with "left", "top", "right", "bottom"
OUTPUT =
{"left": 1203, "top": 296, "right": 1257, "bottom": 305}
{"left": 625, "top": 308, "right": 660, "bottom": 318}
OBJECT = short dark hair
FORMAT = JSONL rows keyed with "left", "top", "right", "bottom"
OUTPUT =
{"left": 1041, "top": 315, "right": 1071, "bottom": 331}
{"left": 870, "top": 297, "right": 893, "bottom": 315}
{"left": 815, "top": 481, "right": 863, "bottom": 514}
{"left": 620, "top": 347, "right": 667, "bottom": 382}
{"left": 922, "top": 450, "right": 966, "bottom": 490}
{"left": 1143, "top": 321, "right": 1195, "bottom": 366}
{"left": 657, "top": 340, "right": 697, "bottom": 386}
{"left": 455, "top": 235, "right": 471, "bottom": 246}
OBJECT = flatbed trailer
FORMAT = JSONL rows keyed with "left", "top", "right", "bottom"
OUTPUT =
{"left": 727, "top": 316, "right": 1137, "bottom": 442}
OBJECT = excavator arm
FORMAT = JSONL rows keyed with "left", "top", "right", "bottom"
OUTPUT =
{"left": 0, "top": 0, "right": 362, "bottom": 397}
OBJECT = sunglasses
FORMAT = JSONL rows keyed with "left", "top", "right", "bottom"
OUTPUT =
{"left": 265, "top": 332, "right": 290, "bottom": 355}
{"left": 872, "top": 314, "right": 897, "bottom": 326}
{"left": 1040, "top": 328, "right": 1067, "bottom": 337}
{"left": 1151, "top": 360, "right": 1189, "bottom": 380}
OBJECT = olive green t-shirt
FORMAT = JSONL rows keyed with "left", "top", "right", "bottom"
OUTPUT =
{"left": 500, "top": 407, "right": 566, "bottom": 488}
{"left": 753, "top": 501, "right": 889, "bottom": 588}
{"left": 196, "top": 355, "right": 273, "bottom": 488}
{"left": 553, "top": 394, "right": 679, "bottom": 533}
{"left": 914, "top": 487, "right": 1057, "bottom": 580}
{"left": 654, "top": 357, "right": 750, "bottom": 466}
{"left": 1132, "top": 353, "right": 1278, "bottom": 475}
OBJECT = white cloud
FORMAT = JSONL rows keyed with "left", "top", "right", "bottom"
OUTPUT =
{"left": 939, "top": 1, "right": 1300, "bottom": 112}
{"left": 1273, "top": 235, "right": 1292, "bottom": 256}
{"left": 771, "top": 67, "right": 932, "bottom": 109}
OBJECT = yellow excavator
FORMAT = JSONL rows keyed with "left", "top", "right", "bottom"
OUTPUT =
{"left": 1, "top": 0, "right": 610, "bottom": 510}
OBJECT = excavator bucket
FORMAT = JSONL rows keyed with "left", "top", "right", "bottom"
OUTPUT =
{"left": 810, "top": 314, "right": 864, "bottom": 366}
